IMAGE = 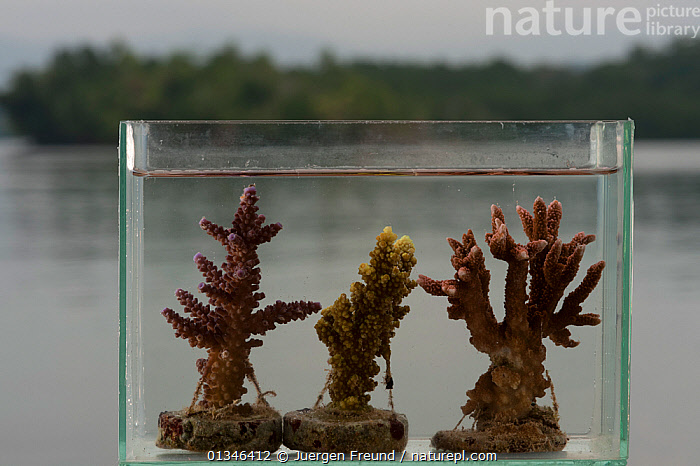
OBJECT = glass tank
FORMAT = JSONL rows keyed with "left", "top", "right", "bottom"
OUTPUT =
{"left": 119, "top": 121, "right": 632, "bottom": 465}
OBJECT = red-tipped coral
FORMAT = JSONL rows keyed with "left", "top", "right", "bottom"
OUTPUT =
{"left": 161, "top": 185, "right": 322, "bottom": 410}
{"left": 419, "top": 197, "right": 603, "bottom": 453}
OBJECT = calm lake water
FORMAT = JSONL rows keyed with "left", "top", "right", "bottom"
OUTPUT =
{"left": 0, "top": 139, "right": 698, "bottom": 465}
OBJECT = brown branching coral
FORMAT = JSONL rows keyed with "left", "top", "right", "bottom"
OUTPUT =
{"left": 315, "top": 226, "right": 417, "bottom": 411}
{"left": 419, "top": 197, "right": 603, "bottom": 427}
{"left": 161, "top": 185, "right": 322, "bottom": 410}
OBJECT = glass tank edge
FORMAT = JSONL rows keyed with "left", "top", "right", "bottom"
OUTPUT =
{"left": 119, "top": 122, "right": 128, "bottom": 460}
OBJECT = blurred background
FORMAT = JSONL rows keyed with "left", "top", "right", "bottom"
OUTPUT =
{"left": 0, "top": 1, "right": 698, "bottom": 465}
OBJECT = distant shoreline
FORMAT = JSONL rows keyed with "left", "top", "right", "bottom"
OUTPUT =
{"left": 1, "top": 40, "right": 699, "bottom": 143}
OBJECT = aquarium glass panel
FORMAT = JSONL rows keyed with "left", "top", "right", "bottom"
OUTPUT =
{"left": 120, "top": 120, "right": 632, "bottom": 465}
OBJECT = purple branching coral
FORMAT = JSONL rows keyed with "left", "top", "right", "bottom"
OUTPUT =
{"left": 161, "top": 185, "right": 322, "bottom": 410}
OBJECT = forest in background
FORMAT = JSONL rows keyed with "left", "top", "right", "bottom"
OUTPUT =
{"left": 0, "top": 39, "right": 699, "bottom": 143}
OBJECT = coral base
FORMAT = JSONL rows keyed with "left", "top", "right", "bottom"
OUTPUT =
{"left": 283, "top": 407, "right": 408, "bottom": 453}
{"left": 432, "top": 405, "right": 566, "bottom": 453}
{"left": 156, "top": 405, "right": 282, "bottom": 452}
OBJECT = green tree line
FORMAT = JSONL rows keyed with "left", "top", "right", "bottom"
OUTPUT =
{"left": 1, "top": 39, "right": 699, "bottom": 143}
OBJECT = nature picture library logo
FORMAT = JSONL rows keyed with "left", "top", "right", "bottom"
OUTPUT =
{"left": 486, "top": 1, "right": 700, "bottom": 38}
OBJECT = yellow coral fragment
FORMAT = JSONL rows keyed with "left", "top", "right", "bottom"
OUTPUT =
{"left": 315, "top": 226, "right": 417, "bottom": 411}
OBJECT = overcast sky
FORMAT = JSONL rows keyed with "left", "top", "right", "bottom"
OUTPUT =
{"left": 1, "top": 0, "right": 698, "bottom": 87}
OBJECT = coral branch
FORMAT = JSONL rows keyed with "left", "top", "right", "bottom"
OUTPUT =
{"left": 532, "top": 196, "right": 550, "bottom": 241}
{"left": 545, "top": 260, "right": 605, "bottom": 347}
{"left": 199, "top": 217, "right": 230, "bottom": 245}
{"left": 562, "top": 261, "right": 606, "bottom": 310}
{"left": 161, "top": 185, "right": 321, "bottom": 409}
{"left": 516, "top": 205, "right": 534, "bottom": 241}
{"left": 420, "top": 230, "right": 499, "bottom": 354}
{"left": 417, "top": 275, "right": 445, "bottom": 296}
{"left": 546, "top": 199, "right": 563, "bottom": 239}
{"left": 161, "top": 307, "right": 222, "bottom": 349}
{"left": 248, "top": 300, "right": 323, "bottom": 334}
